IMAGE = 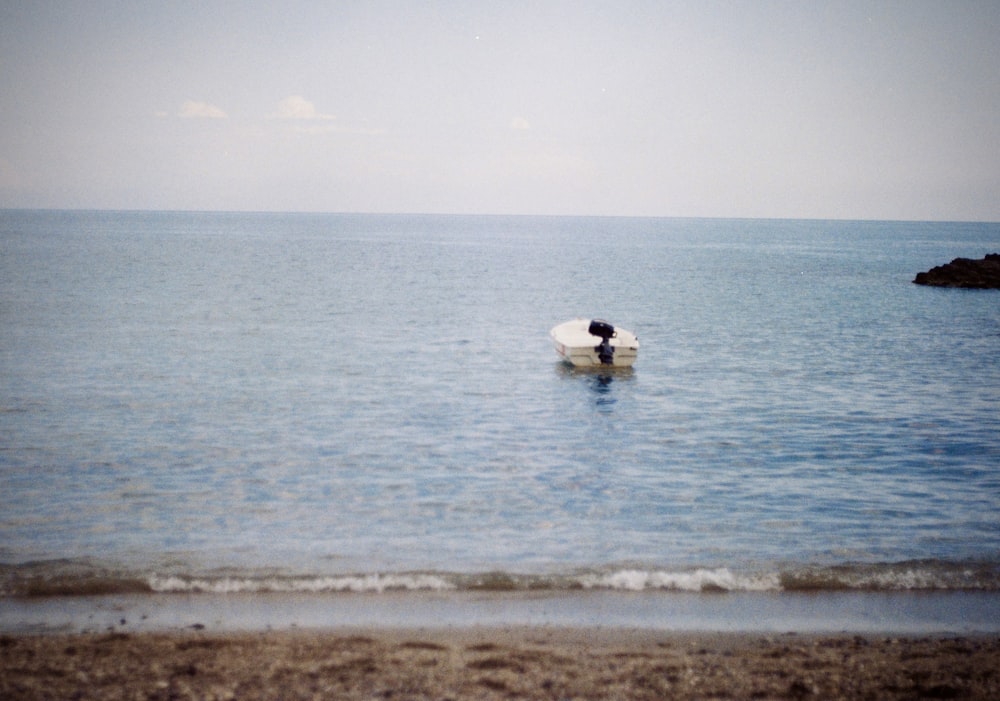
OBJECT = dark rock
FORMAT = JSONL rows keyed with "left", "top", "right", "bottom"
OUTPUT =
{"left": 913, "top": 253, "right": 1000, "bottom": 288}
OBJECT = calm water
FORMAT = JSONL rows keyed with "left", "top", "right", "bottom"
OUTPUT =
{"left": 2, "top": 210, "right": 999, "bottom": 596}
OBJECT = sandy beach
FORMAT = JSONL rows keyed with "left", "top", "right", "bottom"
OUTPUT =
{"left": 2, "top": 627, "right": 998, "bottom": 700}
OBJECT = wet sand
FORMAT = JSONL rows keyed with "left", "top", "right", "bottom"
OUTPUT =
{"left": 2, "top": 627, "right": 998, "bottom": 700}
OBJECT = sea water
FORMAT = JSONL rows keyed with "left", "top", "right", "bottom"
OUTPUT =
{"left": 1, "top": 211, "right": 999, "bottom": 626}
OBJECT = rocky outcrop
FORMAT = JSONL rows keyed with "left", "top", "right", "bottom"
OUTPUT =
{"left": 913, "top": 253, "right": 1000, "bottom": 289}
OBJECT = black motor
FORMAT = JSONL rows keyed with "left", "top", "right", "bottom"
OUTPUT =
{"left": 588, "top": 319, "right": 616, "bottom": 365}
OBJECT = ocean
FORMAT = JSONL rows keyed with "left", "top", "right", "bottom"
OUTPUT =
{"left": 2, "top": 210, "right": 999, "bottom": 632}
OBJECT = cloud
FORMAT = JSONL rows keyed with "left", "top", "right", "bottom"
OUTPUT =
{"left": 270, "top": 96, "right": 335, "bottom": 120}
{"left": 178, "top": 100, "right": 228, "bottom": 119}
{"left": 510, "top": 117, "right": 531, "bottom": 131}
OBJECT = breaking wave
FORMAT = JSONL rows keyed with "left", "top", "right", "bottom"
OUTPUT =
{"left": 3, "top": 559, "right": 998, "bottom": 598}
{"left": 146, "top": 572, "right": 456, "bottom": 595}
{"left": 576, "top": 568, "right": 781, "bottom": 592}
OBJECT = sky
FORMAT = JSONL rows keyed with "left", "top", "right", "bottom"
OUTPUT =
{"left": 1, "top": 1, "right": 999, "bottom": 220}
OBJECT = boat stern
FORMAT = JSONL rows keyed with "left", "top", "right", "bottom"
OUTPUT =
{"left": 550, "top": 319, "right": 639, "bottom": 368}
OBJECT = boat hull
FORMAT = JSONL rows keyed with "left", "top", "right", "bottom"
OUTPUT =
{"left": 550, "top": 319, "right": 639, "bottom": 368}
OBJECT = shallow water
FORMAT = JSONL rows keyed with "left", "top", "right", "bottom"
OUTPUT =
{"left": 5, "top": 590, "right": 1000, "bottom": 635}
{"left": 1, "top": 211, "right": 999, "bottom": 597}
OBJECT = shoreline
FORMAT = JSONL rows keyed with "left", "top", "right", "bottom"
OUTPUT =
{"left": 3, "top": 627, "right": 998, "bottom": 700}
{"left": 4, "top": 589, "right": 1000, "bottom": 636}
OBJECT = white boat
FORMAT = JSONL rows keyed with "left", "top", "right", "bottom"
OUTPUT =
{"left": 550, "top": 318, "right": 639, "bottom": 368}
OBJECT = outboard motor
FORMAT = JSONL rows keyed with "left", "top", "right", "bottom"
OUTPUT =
{"left": 588, "top": 319, "right": 616, "bottom": 365}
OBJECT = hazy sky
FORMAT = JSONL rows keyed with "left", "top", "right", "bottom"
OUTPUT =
{"left": 2, "top": 1, "right": 998, "bottom": 220}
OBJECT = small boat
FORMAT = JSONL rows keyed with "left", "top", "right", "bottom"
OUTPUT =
{"left": 550, "top": 318, "right": 639, "bottom": 368}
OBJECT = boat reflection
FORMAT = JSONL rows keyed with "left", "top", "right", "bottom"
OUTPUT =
{"left": 556, "top": 363, "right": 634, "bottom": 410}
{"left": 590, "top": 373, "right": 616, "bottom": 408}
